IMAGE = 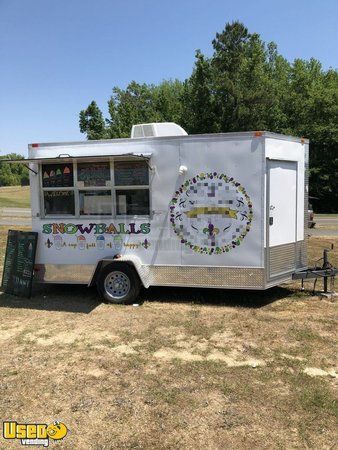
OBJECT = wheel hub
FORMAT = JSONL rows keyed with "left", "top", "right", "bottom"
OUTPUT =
{"left": 104, "top": 271, "right": 131, "bottom": 300}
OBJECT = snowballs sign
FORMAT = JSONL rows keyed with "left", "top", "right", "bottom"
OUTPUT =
{"left": 42, "top": 222, "right": 150, "bottom": 235}
{"left": 42, "top": 222, "right": 151, "bottom": 252}
{"left": 170, "top": 172, "right": 253, "bottom": 255}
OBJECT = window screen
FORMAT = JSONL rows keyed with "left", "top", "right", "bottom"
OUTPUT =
{"left": 44, "top": 191, "right": 75, "bottom": 215}
{"left": 42, "top": 164, "right": 73, "bottom": 187}
{"left": 77, "top": 162, "right": 110, "bottom": 187}
{"left": 116, "top": 189, "right": 149, "bottom": 216}
{"left": 114, "top": 161, "right": 149, "bottom": 186}
{"left": 79, "top": 190, "right": 112, "bottom": 215}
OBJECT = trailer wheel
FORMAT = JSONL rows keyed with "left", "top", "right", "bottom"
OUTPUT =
{"left": 97, "top": 263, "right": 141, "bottom": 304}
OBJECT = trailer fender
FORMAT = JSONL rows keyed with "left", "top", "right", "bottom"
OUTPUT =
{"left": 89, "top": 255, "right": 151, "bottom": 288}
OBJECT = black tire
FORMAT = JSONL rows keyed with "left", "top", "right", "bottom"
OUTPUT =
{"left": 97, "top": 263, "right": 141, "bottom": 305}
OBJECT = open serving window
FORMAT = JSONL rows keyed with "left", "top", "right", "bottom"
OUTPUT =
{"left": 77, "top": 161, "right": 112, "bottom": 215}
{"left": 37, "top": 156, "right": 151, "bottom": 218}
{"left": 42, "top": 163, "right": 75, "bottom": 216}
{"left": 114, "top": 161, "right": 150, "bottom": 216}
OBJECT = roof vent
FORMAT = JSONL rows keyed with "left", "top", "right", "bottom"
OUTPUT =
{"left": 131, "top": 122, "right": 187, "bottom": 139}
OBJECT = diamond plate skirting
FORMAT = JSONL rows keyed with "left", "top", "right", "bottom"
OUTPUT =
{"left": 296, "top": 240, "right": 307, "bottom": 269}
{"left": 34, "top": 264, "right": 95, "bottom": 284}
{"left": 147, "top": 266, "right": 265, "bottom": 289}
{"left": 269, "top": 243, "right": 295, "bottom": 277}
{"left": 34, "top": 263, "right": 265, "bottom": 289}
{"left": 268, "top": 240, "right": 307, "bottom": 278}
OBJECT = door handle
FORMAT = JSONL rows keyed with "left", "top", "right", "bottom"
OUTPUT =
{"left": 269, "top": 217, "right": 274, "bottom": 225}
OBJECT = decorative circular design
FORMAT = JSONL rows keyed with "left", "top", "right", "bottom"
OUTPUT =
{"left": 169, "top": 172, "right": 253, "bottom": 255}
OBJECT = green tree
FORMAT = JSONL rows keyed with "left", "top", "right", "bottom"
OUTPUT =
{"left": 79, "top": 21, "right": 338, "bottom": 212}
{"left": 210, "top": 22, "right": 278, "bottom": 132}
{"left": 106, "top": 82, "right": 159, "bottom": 138}
{"left": 181, "top": 51, "right": 216, "bottom": 134}
{"left": 153, "top": 79, "right": 184, "bottom": 124}
{"left": 211, "top": 21, "right": 253, "bottom": 131}
{"left": 283, "top": 60, "right": 338, "bottom": 211}
{"left": 0, "top": 153, "right": 29, "bottom": 186}
{"left": 106, "top": 80, "right": 185, "bottom": 138}
{"left": 79, "top": 101, "right": 107, "bottom": 140}
{"left": 265, "top": 42, "right": 291, "bottom": 132}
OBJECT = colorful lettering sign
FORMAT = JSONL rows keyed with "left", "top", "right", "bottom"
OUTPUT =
{"left": 42, "top": 222, "right": 151, "bottom": 235}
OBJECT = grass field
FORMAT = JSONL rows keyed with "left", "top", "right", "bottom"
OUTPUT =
{"left": 0, "top": 186, "right": 30, "bottom": 208}
{"left": 0, "top": 224, "right": 337, "bottom": 449}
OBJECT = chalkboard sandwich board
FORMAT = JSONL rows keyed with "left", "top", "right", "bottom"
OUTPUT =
{"left": 1, "top": 230, "right": 38, "bottom": 298}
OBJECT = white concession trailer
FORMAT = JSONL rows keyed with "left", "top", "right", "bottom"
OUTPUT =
{"left": 13, "top": 123, "right": 309, "bottom": 303}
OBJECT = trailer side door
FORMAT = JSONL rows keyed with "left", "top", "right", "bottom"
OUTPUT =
{"left": 267, "top": 159, "right": 297, "bottom": 279}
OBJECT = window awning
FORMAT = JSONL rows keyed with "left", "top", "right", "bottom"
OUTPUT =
{"left": 0, "top": 152, "right": 152, "bottom": 165}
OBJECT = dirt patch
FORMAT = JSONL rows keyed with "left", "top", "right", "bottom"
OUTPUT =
{"left": 24, "top": 330, "right": 80, "bottom": 346}
{"left": 0, "top": 324, "right": 25, "bottom": 342}
{"left": 303, "top": 367, "right": 337, "bottom": 378}
{"left": 206, "top": 349, "right": 266, "bottom": 367}
{"left": 85, "top": 368, "right": 107, "bottom": 378}
{"left": 0, "top": 228, "right": 337, "bottom": 449}
{"left": 281, "top": 353, "right": 306, "bottom": 362}
{"left": 154, "top": 348, "right": 204, "bottom": 361}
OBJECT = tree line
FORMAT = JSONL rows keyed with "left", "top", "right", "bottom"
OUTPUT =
{"left": 0, "top": 154, "right": 29, "bottom": 186}
{"left": 79, "top": 22, "right": 337, "bottom": 213}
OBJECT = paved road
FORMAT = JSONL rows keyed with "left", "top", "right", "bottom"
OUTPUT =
{"left": 0, "top": 207, "right": 31, "bottom": 217}
{"left": 309, "top": 215, "right": 338, "bottom": 237}
{"left": 0, "top": 207, "right": 31, "bottom": 226}
{"left": 0, "top": 218, "right": 32, "bottom": 226}
{"left": 315, "top": 215, "right": 338, "bottom": 226}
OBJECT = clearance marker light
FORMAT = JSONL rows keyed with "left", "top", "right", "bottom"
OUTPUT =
{"left": 31, "top": 143, "right": 39, "bottom": 148}
{"left": 254, "top": 131, "right": 263, "bottom": 137}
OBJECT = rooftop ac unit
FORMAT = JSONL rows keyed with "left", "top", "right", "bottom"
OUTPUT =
{"left": 131, "top": 122, "right": 188, "bottom": 139}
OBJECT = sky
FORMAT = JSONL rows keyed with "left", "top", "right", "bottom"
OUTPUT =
{"left": 0, "top": 0, "right": 337, "bottom": 156}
